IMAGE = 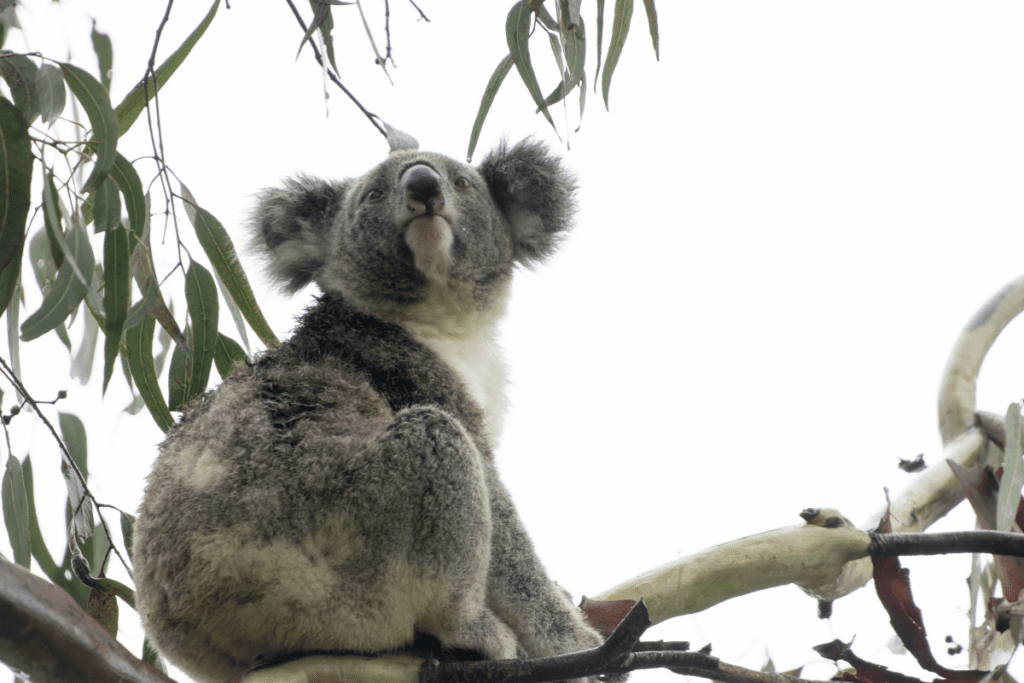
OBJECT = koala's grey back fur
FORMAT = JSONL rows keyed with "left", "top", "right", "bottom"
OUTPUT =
{"left": 132, "top": 140, "right": 612, "bottom": 683}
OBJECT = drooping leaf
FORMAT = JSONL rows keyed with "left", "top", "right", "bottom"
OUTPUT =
{"left": 120, "top": 510, "right": 135, "bottom": 557}
{"left": 60, "top": 63, "right": 118, "bottom": 192}
{"left": 5, "top": 281, "right": 18, "bottom": 401}
{"left": 0, "top": 95, "right": 30, "bottom": 317}
{"left": 506, "top": 1, "right": 555, "bottom": 130}
{"left": 180, "top": 185, "right": 278, "bottom": 348}
{"left": 90, "top": 21, "right": 113, "bottom": 92}
{"left": 540, "top": 18, "right": 586, "bottom": 109}
{"left": 2, "top": 454, "right": 30, "bottom": 567}
{"left": 125, "top": 314, "right": 174, "bottom": 432}
{"left": 87, "top": 582, "right": 119, "bottom": 638}
{"left": 213, "top": 270, "right": 250, "bottom": 352}
{"left": 102, "top": 225, "right": 130, "bottom": 394}
{"left": 91, "top": 174, "right": 120, "bottom": 233}
{"left": 36, "top": 62, "right": 66, "bottom": 125}
{"left": 21, "top": 224, "right": 94, "bottom": 341}
{"left": 167, "top": 332, "right": 187, "bottom": 412}
{"left": 594, "top": 0, "right": 605, "bottom": 92}
{"left": 997, "top": 402, "right": 1024, "bottom": 533}
{"left": 181, "top": 261, "right": 218, "bottom": 402}
{"left": 42, "top": 170, "right": 64, "bottom": 267}
{"left": 641, "top": 0, "right": 659, "bottom": 60}
{"left": 601, "top": 0, "right": 633, "bottom": 110}
{"left": 109, "top": 153, "right": 146, "bottom": 241}
{"left": 22, "top": 457, "right": 59, "bottom": 580}
{"left": 214, "top": 333, "right": 247, "bottom": 380}
{"left": 70, "top": 301, "right": 99, "bottom": 384}
{"left": 0, "top": 53, "right": 38, "bottom": 123}
{"left": 468, "top": 53, "right": 515, "bottom": 162}
{"left": 129, "top": 195, "right": 186, "bottom": 349}
{"left": 113, "top": 0, "right": 219, "bottom": 139}
{"left": 59, "top": 412, "right": 93, "bottom": 547}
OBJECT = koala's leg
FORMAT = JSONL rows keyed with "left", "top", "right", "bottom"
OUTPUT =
{"left": 483, "top": 475, "right": 607, "bottom": 660}
{"left": 369, "top": 406, "right": 520, "bottom": 661}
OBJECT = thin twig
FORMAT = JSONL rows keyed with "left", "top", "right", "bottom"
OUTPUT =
{"left": 406, "top": 0, "right": 429, "bottom": 21}
{"left": 0, "top": 356, "right": 132, "bottom": 580}
{"left": 283, "top": 0, "right": 387, "bottom": 137}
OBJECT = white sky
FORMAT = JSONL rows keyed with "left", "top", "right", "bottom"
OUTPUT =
{"left": 3, "top": 2, "right": 1024, "bottom": 682}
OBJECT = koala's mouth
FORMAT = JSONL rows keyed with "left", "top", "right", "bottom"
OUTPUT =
{"left": 403, "top": 214, "right": 454, "bottom": 283}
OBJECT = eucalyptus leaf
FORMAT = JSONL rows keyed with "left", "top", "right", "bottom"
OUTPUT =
{"left": 181, "top": 185, "right": 278, "bottom": 348}
{"left": 126, "top": 314, "right": 175, "bottom": 432}
{"left": 60, "top": 63, "right": 118, "bottom": 192}
{"left": 21, "top": 225, "right": 94, "bottom": 342}
{"left": 0, "top": 95, "right": 31, "bottom": 317}
{"left": 2, "top": 455, "right": 30, "bottom": 567}
{"left": 112, "top": 0, "right": 219, "bottom": 139}
{"left": 36, "top": 62, "right": 66, "bottom": 124}
{"left": 468, "top": 54, "right": 514, "bottom": 162}
{"left": 0, "top": 53, "right": 39, "bottom": 123}
{"left": 601, "top": 0, "right": 633, "bottom": 110}
{"left": 506, "top": 1, "right": 555, "bottom": 129}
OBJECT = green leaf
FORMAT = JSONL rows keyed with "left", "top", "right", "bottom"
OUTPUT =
{"left": 468, "top": 54, "right": 515, "bottom": 163}
{"left": 60, "top": 63, "right": 118, "bottom": 192}
{"left": 180, "top": 186, "right": 279, "bottom": 348}
{"left": 22, "top": 457, "right": 59, "bottom": 580}
{"left": 59, "top": 412, "right": 93, "bottom": 546}
{"left": 90, "top": 21, "right": 113, "bottom": 92}
{"left": 125, "top": 314, "right": 174, "bottom": 432}
{"left": 594, "top": 0, "right": 605, "bottom": 92}
{"left": 109, "top": 153, "right": 146, "bottom": 241}
{"left": 91, "top": 175, "right": 120, "bottom": 233}
{"left": 70, "top": 301, "right": 99, "bottom": 385}
{"left": 601, "top": 0, "right": 633, "bottom": 110}
{"left": 167, "top": 334, "right": 186, "bottom": 412}
{"left": 2, "top": 454, "right": 30, "bottom": 567}
{"left": 102, "top": 225, "right": 130, "bottom": 394}
{"left": 214, "top": 333, "right": 247, "bottom": 380}
{"left": 5, "top": 280, "right": 18, "bottom": 399}
{"left": 120, "top": 510, "right": 135, "bottom": 557}
{"left": 506, "top": 1, "right": 555, "bottom": 130}
{"left": 123, "top": 279, "right": 158, "bottom": 331}
{"left": 87, "top": 582, "right": 119, "bottom": 637}
{"left": 183, "top": 261, "right": 218, "bottom": 400}
{"left": 0, "top": 95, "right": 31, "bottom": 317}
{"left": 36, "top": 62, "right": 66, "bottom": 125}
{"left": 113, "top": 0, "right": 219, "bottom": 140}
{"left": 21, "top": 225, "right": 94, "bottom": 341}
{"left": 997, "top": 402, "right": 1024, "bottom": 533}
{"left": 0, "top": 54, "right": 38, "bottom": 124}
{"left": 641, "top": 0, "right": 659, "bottom": 60}
{"left": 539, "top": 18, "right": 586, "bottom": 110}
{"left": 42, "top": 170, "right": 64, "bottom": 267}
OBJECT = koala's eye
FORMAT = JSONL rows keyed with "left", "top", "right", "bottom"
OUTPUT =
{"left": 364, "top": 189, "right": 384, "bottom": 203}
{"left": 454, "top": 177, "right": 471, "bottom": 189}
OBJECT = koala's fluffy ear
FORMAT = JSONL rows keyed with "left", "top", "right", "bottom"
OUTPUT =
{"left": 252, "top": 177, "right": 349, "bottom": 293}
{"left": 477, "top": 139, "right": 577, "bottom": 266}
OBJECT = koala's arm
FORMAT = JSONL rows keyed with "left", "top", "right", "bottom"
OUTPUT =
{"left": 483, "top": 471, "right": 605, "bottom": 658}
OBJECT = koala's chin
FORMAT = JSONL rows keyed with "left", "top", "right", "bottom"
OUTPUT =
{"left": 131, "top": 139, "right": 620, "bottom": 683}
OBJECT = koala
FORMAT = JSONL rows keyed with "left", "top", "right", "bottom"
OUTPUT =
{"left": 131, "top": 138, "right": 616, "bottom": 683}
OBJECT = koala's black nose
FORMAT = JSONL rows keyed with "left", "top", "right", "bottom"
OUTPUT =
{"left": 402, "top": 165, "right": 445, "bottom": 213}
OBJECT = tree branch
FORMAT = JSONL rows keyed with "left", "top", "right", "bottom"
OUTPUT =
{"left": 0, "top": 555, "right": 175, "bottom": 683}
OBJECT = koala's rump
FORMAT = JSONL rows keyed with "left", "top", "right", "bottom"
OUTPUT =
{"left": 133, "top": 360, "right": 485, "bottom": 681}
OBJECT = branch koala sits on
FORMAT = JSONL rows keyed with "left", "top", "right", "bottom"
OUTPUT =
{"left": 132, "top": 138, "right": 618, "bottom": 683}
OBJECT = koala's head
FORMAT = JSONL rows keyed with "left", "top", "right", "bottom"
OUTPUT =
{"left": 253, "top": 140, "right": 576, "bottom": 325}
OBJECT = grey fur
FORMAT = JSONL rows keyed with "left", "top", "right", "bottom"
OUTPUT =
{"left": 132, "top": 140, "right": 612, "bottom": 683}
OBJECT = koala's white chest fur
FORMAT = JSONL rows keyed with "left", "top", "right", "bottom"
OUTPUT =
{"left": 399, "top": 286, "right": 512, "bottom": 447}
